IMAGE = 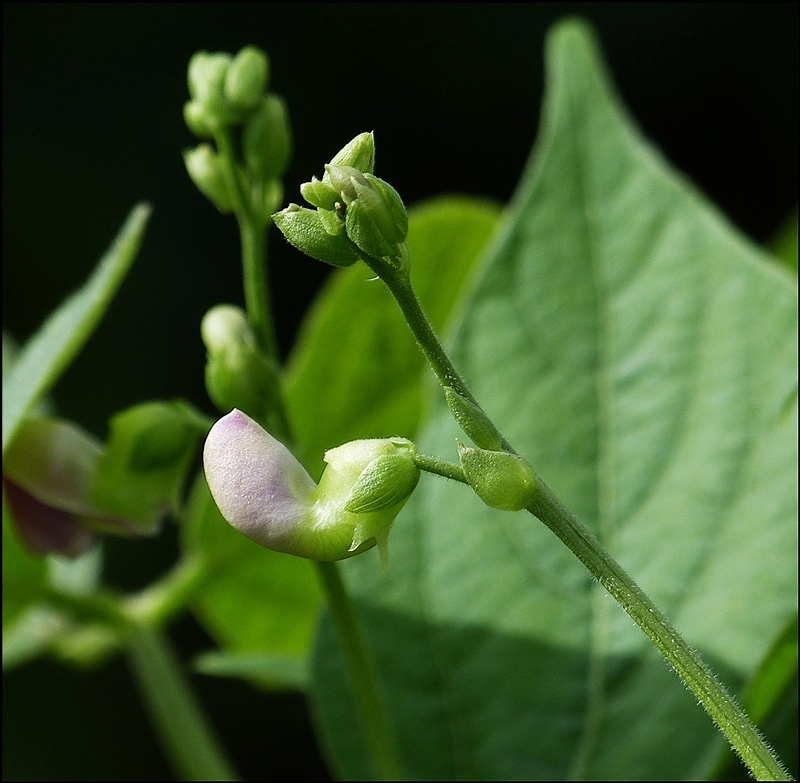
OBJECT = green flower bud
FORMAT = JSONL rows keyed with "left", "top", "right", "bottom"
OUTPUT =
{"left": 444, "top": 388, "right": 504, "bottom": 451}
{"left": 183, "top": 144, "right": 234, "bottom": 213}
{"left": 185, "top": 51, "right": 235, "bottom": 133}
{"left": 329, "top": 131, "right": 375, "bottom": 173}
{"left": 203, "top": 410, "right": 419, "bottom": 566}
{"left": 272, "top": 204, "right": 362, "bottom": 267}
{"left": 201, "top": 304, "right": 283, "bottom": 425}
{"left": 300, "top": 177, "right": 338, "bottom": 211}
{"left": 183, "top": 100, "right": 214, "bottom": 139}
{"left": 457, "top": 442, "right": 537, "bottom": 511}
{"left": 298, "top": 133, "right": 374, "bottom": 210}
{"left": 243, "top": 94, "right": 292, "bottom": 182}
{"left": 342, "top": 172, "right": 408, "bottom": 259}
{"left": 91, "top": 401, "right": 207, "bottom": 530}
{"left": 224, "top": 46, "right": 269, "bottom": 112}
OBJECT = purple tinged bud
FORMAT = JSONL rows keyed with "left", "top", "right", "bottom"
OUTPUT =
{"left": 203, "top": 409, "right": 316, "bottom": 554}
{"left": 203, "top": 410, "right": 418, "bottom": 565}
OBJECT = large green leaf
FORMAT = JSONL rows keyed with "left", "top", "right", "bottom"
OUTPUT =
{"left": 311, "top": 20, "right": 798, "bottom": 780}
{"left": 187, "top": 197, "right": 500, "bottom": 677}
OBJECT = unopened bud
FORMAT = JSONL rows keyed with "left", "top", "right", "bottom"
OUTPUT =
{"left": 243, "top": 94, "right": 292, "bottom": 182}
{"left": 457, "top": 442, "right": 537, "bottom": 511}
{"left": 184, "top": 144, "right": 234, "bottom": 213}
{"left": 201, "top": 304, "right": 283, "bottom": 424}
{"left": 224, "top": 46, "right": 269, "bottom": 112}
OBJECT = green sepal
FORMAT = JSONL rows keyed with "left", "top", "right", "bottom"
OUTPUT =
{"left": 457, "top": 442, "right": 537, "bottom": 511}
{"left": 344, "top": 453, "right": 420, "bottom": 514}
{"left": 273, "top": 204, "right": 362, "bottom": 267}
{"left": 243, "top": 94, "right": 292, "bottom": 182}
{"left": 224, "top": 46, "right": 269, "bottom": 112}
{"left": 318, "top": 207, "right": 346, "bottom": 236}
{"left": 90, "top": 400, "right": 208, "bottom": 530}
{"left": 444, "top": 387, "right": 504, "bottom": 451}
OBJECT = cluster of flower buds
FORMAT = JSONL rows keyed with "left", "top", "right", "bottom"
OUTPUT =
{"left": 273, "top": 132, "right": 410, "bottom": 272}
{"left": 3, "top": 402, "right": 206, "bottom": 558}
{"left": 183, "top": 46, "right": 291, "bottom": 224}
{"left": 203, "top": 409, "right": 420, "bottom": 567}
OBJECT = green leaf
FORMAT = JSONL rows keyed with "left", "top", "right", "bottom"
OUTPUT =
{"left": 2, "top": 204, "right": 151, "bottom": 455}
{"left": 311, "top": 19, "right": 798, "bottom": 780}
{"left": 285, "top": 195, "right": 502, "bottom": 478}
{"left": 194, "top": 651, "right": 309, "bottom": 691}
{"left": 185, "top": 197, "right": 500, "bottom": 682}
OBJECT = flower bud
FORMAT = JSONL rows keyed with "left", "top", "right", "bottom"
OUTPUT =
{"left": 272, "top": 204, "right": 362, "bottom": 267}
{"left": 183, "top": 144, "right": 234, "bottom": 213}
{"left": 243, "top": 94, "right": 292, "bottom": 182}
{"left": 203, "top": 410, "right": 419, "bottom": 565}
{"left": 185, "top": 51, "right": 235, "bottom": 133}
{"left": 330, "top": 132, "right": 375, "bottom": 173}
{"left": 342, "top": 172, "right": 408, "bottom": 259}
{"left": 457, "top": 442, "right": 537, "bottom": 511}
{"left": 201, "top": 304, "right": 283, "bottom": 425}
{"left": 444, "top": 388, "right": 504, "bottom": 451}
{"left": 224, "top": 46, "right": 269, "bottom": 112}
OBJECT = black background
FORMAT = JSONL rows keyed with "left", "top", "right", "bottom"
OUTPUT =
{"left": 3, "top": 4, "right": 797, "bottom": 780}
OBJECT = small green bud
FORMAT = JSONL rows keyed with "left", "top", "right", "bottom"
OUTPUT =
{"left": 203, "top": 410, "right": 419, "bottom": 566}
{"left": 444, "top": 388, "right": 504, "bottom": 451}
{"left": 183, "top": 144, "right": 234, "bottom": 212}
{"left": 243, "top": 94, "right": 292, "bottom": 182}
{"left": 201, "top": 305, "right": 283, "bottom": 425}
{"left": 224, "top": 46, "right": 269, "bottom": 112}
{"left": 273, "top": 204, "right": 362, "bottom": 267}
{"left": 300, "top": 177, "right": 339, "bottom": 211}
{"left": 324, "top": 164, "right": 369, "bottom": 204}
{"left": 343, "top": 172, "right": 408, "bottom": 259}
{"left": 457, "top": 442, "right": 537, "bottom": 511}
{"left": 183, "top": 100, "right": 214, "bottom": 138}
{"left": 330, "top": 131, "right": 375, "bottom": 173}
{"left": 91, "top": 401, "right": 207, "bottom": 531}
{"left": 185, "top": 51, "right": 235, "bottom": 133}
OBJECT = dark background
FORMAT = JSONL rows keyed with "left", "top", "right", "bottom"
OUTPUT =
{"left": 3, "top": 3, "right": 797, "bottom": 780}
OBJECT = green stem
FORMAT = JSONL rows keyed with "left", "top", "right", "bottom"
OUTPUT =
{"left": 215, "top": 147, "right": 404, "bottom": 778}
{"left": 315, "top": 561, "right": 404, "bottom": 781}
{"left": 42, "top": 584, "right": 239, "bottom": 780}
{"left": 368, "top": 263, "right": 512, "bottom": 452}
{"left": 126, "top": 622, "right": 239, "bottom": 781}
{"left": 413, "top": 452, "right": 466, "bottom": 483}
{"left": 213, "top": 129, "right": 277, "bottom": 360}
{"left": 373, "top": 263, "right": 789, "bottom": 781}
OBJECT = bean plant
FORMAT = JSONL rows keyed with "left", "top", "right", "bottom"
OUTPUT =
{"left": 3, "top": 18, "right": 797, "bottom": 782}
